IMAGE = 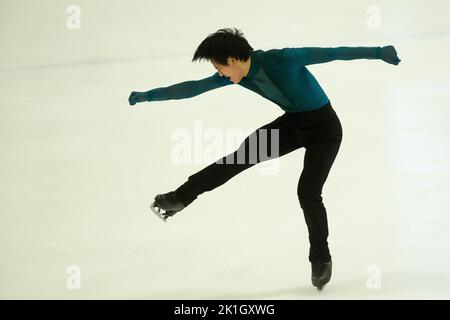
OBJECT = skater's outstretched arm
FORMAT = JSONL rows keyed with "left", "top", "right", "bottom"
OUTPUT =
{"left": 278, "top": 45, "right": 401, "bottom": 66}
{"left": 128, "top": 72, "right": 232, "bottom": 106}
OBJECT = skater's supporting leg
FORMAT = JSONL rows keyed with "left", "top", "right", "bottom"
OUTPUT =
{"left": 297, "top": 140, "right": 341, "bottom": 263}
{"left": 175, "top": 114, "right": 300, "bottom": 207}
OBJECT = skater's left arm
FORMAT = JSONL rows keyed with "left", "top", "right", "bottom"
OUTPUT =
{"left": 280, "top": 45, "right": 401, "bottom": 66}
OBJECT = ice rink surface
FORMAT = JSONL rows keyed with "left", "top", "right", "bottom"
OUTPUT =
{"left": 1, "top": 0, "right": 449, "bottom": 299}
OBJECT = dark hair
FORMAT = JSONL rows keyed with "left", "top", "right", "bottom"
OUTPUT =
{"left": 192, "top": 27, "right": 253, "bottom": 66}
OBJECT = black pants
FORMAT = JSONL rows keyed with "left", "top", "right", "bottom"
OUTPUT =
{"left": 175, "top": 102, "right": 343, "bottom": 263}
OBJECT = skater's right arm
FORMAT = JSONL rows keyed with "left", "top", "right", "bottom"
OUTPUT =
{"left": 128, "top": 73, "right": 233, "bottom": 105}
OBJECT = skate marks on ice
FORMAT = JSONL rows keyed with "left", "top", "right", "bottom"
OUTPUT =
{"left": 206, "top": 247, "right": 327, "bottom": 299}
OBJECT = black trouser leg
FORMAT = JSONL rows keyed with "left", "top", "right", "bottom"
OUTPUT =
{"left": 175, "top": 114, "right": 300, "bottom": 207}
{"left": 285, "top": 103, "right": 342, "bottom": 263}
{"left": 298, "top": 140, "right": 341, "bottom": 263}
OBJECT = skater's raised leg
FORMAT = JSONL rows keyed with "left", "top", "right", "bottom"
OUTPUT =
{"left": 172, "top": 114, "right": 300, "bottom": 210}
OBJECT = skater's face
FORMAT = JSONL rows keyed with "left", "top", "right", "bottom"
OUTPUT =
{"left": 212, "top": 57, "right": 251, "bottom": 84}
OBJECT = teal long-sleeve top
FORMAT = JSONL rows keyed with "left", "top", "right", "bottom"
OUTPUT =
{"left": 145, "top": 46, "right": 382, "bottom": 113}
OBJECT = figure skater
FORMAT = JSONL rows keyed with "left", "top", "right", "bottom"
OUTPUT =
{"left": 128, "top": 27, "right": 401, "bottom": 290}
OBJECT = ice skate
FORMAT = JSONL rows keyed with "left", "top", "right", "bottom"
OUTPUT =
{"left": 150, "top": 191, "right": 185, "bottom": 222}
{"left": 311, "top": 260, "right": 332, "bottom": 290}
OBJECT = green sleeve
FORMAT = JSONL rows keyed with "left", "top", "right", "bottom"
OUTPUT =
{"left": 146, "top": 72, "right": 233, "bottom": 101}
{"left": 280, "top": 46, "right": 381, "bottom": 66}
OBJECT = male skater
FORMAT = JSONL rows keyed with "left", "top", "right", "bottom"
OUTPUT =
{"left": 128, "top": 28, "right": 401, "bottom": 290}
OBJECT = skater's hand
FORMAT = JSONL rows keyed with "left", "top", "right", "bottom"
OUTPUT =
{"left": 380, "top": 45, "right": 401, "bottom": 65}
{"left": 128, "top": 91, "right": 148, "bottom": 106}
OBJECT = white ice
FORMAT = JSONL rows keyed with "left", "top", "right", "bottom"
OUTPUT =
{"left": 1, "top": 0, "right": 449, "bottom": 299}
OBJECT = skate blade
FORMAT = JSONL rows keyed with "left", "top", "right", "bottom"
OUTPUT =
{"left": 150, "top": 202, "right": 168, "bottom": 222}
{"left": 316, "top": 284, "right": 327, "bottom": 291}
